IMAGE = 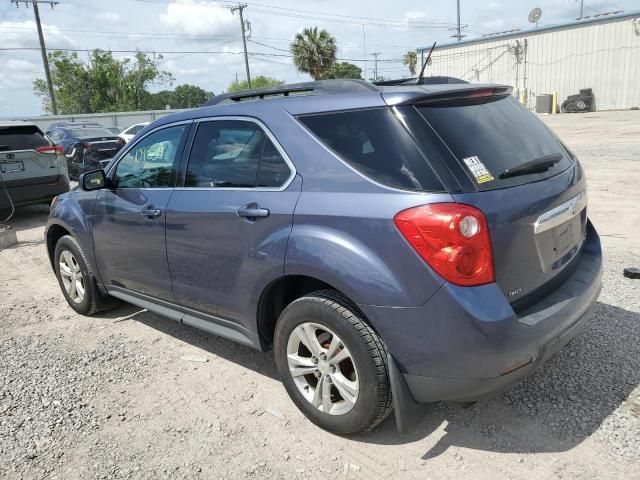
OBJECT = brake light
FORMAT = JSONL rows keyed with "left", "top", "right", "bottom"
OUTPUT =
{"left": 35, "top": 145, "right": 64, "bottom": 155}
{"left": 394, "top": 203, "right": 495, "bottom": 286}
{"left": 83, "top": 142, "right": 92, "bottom": 150}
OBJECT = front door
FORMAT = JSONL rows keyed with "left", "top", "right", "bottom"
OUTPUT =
{"left": 165, "top": 119, "right": 300, "bottom": 330}
{"left": 91, "top": 123, "right": 188, "bottom": 301}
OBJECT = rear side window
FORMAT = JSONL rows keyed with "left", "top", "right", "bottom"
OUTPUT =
{"left": 185, "top": 120, "right": 291, "bottom": 189}
{"left": 417, "top": 96, "right": 572, "bottom": 190}
{"left": 299, "top": 108, "right": 443, "bottom": 192}
{"left": 0, "top": 126, "right": 49, "bottom": 151}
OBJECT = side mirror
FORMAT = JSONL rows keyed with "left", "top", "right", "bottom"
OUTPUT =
{"left": 80, "top": 169, "right": 107, "bottom": 191}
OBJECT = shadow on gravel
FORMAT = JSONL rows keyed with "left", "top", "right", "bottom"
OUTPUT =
{"left": 98, "top": 303, "right": 280, "bottom": 381}
{"left": 358, "top": 301, "right": 640, "bottom": 458}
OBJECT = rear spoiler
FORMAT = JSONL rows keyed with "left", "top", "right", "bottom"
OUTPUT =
{"left": 384, "top": 85, "right": 513, "bottom": 106}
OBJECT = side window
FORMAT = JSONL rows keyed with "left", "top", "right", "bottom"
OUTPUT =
{"left": 186, "top": 121, "right": 263, "bottom": 188}
{"left": 185, "top": 120, "right": 292, "bottom": 189}
{"left": 299, "top": 108, "right": 443, "bottom": 192}
{"left": 257, "top": 139, "right": 291, "bottom": 188}
{"left": 113, "top": 125, "right": 185, "bottom": 189}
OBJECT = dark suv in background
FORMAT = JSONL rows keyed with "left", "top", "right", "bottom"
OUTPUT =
{"left": 45, "top": 80, "right": 602, "bottom": 435}
{"left": 46, "top": 123, "right": 125, "bottom": 179}
{"left": 0, "top": 121, "right": 69, "bottom": 213}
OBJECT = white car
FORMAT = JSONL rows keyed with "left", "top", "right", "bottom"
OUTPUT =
{"left": 118, "top": 122, "right": 149, "bottom": 143}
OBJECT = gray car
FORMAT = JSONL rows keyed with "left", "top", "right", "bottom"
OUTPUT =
{"left": 46, "top": 80, "right": 602, "bottom": 435}
{"left": 0, "top": 121, "right": 70, "bottom": 213}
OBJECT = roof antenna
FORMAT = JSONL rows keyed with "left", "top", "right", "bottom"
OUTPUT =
{"left": 416, "top": 42, "right": 437, "bottom": 85}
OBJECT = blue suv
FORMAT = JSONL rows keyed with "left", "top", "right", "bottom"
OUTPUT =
{"left": 45, "top": 80, "right": 602, "bottom": 434}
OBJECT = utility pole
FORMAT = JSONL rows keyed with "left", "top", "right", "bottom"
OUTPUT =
{"left": 371, "top": 52, "right": 381, "bottom": 81}
{"left": 451, "top": 0, "right": 467, "bottom": 41}
{"left": 231, "top": 3, "right": 251, "bottom": 89}
{"left": 578, "top": 0, "right": 584, "bottom": 19}
{"left": 362, "top": 24, "right": 367, "bottom": 81}
{"left": 11, "top": 0, "right": 59, "bottom": 114}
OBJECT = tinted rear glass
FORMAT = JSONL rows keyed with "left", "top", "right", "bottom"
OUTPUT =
{"left": 299, "top": 108, "right": 443, "bottom": 192}
{"left": 70, "top": 128, "right": 115, "bottom": 139}
{"left": 417, "top": 96, "right": 572, "bottom": 190}
{"left": 0, "top": 126, "right": 49, "bottom": 151}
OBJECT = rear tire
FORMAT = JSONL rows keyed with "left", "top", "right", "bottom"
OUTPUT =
{"left": 273, "top": 290, "right": 392, "bottom": 434}
{"left": 54, "top": 235, "right": 119, "bottom": 315}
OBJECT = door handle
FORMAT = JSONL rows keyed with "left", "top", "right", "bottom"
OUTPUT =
{"left": 141, "top": 206, "right": 162, "bottom": 218}
{"left": 237, "top": 203, "right": 270, "bottom": 220}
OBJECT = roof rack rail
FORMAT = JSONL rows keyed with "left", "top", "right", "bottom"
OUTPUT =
{"left": 202, "top": 79, "right": 379, "bottom": 106}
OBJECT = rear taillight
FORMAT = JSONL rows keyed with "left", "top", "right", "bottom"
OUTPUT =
{"left": 36, "top": 145, "right": 64, "bottom": 155}
{"left": 394, "top": 203, "right": 495, "bottom": 286}
{"left": 83, "top": 142, "right": 92, "bottom": 150}
{"left": 116, "top": 138, "right": 125, "bottom": 147}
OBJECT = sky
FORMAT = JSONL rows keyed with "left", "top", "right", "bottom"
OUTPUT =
{"left": 0, "top": 0, "right": 636, "bottom": 117}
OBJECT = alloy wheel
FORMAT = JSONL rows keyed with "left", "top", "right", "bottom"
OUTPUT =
{"left": 286, "top": 322, "right": 359, "bottom": 415}
{"left": 59, "top": 250, "right": 85, "bottom": 304}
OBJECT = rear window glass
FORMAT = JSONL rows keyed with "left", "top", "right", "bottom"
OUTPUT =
{"left": 299, "top": 108, "right": 443, "bottom": 192}
{"left": 417, "top": 96, "right": 572, "bottom": 189}
{"left": 0, "top": 126, "right": 49, "bottom": 151}
{"left": 70, "top": 128, "right": 115, "bottom": 139}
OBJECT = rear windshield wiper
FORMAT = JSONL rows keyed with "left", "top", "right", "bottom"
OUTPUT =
{"left": 499, "top": 153, "right": 563, "bottom": 179}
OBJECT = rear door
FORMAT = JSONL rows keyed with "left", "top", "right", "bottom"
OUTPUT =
{"left": 91, "top": 123, "right": 188, "bottom": 301}
{"left": 0, "top": 124, "right": 63, "bottom": 189}
{"left": 165, "top": 118, "right": 300, "bottom": 329}
{"left": 412, "top": 94, "right": 586, "bottom": 304}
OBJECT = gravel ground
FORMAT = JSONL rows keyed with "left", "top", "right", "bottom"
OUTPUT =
{"left": 0, "top": 110, "right": 639, "bottom": 479}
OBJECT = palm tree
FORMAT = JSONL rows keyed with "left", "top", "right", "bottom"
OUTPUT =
{"left": 291, "top": 27, "right": 337, "bottom": 80}
{"left": 403, "top": 50, "right": 418, "bottom": 76}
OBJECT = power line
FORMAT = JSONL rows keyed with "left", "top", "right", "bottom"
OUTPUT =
{"left": 133, "top": 0, "right": 459, "bottom": 29}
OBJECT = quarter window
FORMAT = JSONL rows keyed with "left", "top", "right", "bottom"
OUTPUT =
{"left": 299, "top": 108, "right": 443, "bottom": 192}
{"left": 185, "top": 120, "right": 291, "bottom": 189}
{"left": 113, "top": 125, "right": 185, "bottom": 188}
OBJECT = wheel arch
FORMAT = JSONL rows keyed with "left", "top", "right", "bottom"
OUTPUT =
{"left": 46, "top": 221, "right": 73, "bottom": 269}
{"left": 256, "top": 274, "right": 373, "bottom": 351}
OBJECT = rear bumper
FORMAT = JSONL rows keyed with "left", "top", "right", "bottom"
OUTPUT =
{"left": 361, "top": 220, "right": 602, "bottom": 404}
{"left": 0, "top": 175, "right": 70, "bottom": 208}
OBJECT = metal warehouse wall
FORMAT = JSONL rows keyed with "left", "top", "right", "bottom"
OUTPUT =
{"left": 9, "top": 109, "right": 188, "bottom": 132}
{"left": 421, "top": 13, "right": 640, "bottom": 111}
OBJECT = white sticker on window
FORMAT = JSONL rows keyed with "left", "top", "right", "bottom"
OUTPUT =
{"left": 462, "top": 155, "right": 494, "bottom": 184}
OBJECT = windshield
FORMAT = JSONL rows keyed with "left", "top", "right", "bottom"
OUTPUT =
{"left": 417, "top": 95, "right": 573, "bottom": 190}
{"left": 70, "top": 128, "right": 115, "bottom": 139}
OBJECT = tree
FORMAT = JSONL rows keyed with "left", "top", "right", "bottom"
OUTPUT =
{"left": 291, "top": 27, "right": 337, "bottom": 80}
{"left": 322, "top": 62, "right": 362, "bottom": 80}
{"left": 148, "top": 84, "right": 213, "bottom": 109}
{"left": 227, "top": 76, "right": 284, "bottom": 93}
{"left": 403, "top": 51, "right": 418, "bottom": 76}
{"left": 34, "top": 50, "right": 174, "bottom": 114}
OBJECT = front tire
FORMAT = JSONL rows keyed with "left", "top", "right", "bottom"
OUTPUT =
{"left": 54, "top": 235, "right": 118, "bottom": 315}
{"left": 274, "top": 290, "right": 392, "bottom": 434}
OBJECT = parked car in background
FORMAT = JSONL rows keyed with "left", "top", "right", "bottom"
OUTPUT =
{"left": 106, "top": 126, "right": 122, "bottom": 135}
{"left": 46, "top": 80, "right": 602, "bottom": 435}
{"left": 0, "top": 121, "right": 69, "bottom": 212}
{"left": 46, "top": 124, "right": 125, "bottom": 179}
{"left": 118, "top": 122, "right": 149, "bottom": 143}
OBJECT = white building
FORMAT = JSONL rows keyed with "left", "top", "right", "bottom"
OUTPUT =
{"left": 417, "top": 10, "right": 640, "bottom": 111}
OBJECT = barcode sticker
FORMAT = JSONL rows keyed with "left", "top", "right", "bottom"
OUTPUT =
{"left": 462, "top": 156, "right": 494, "bottom": 184}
